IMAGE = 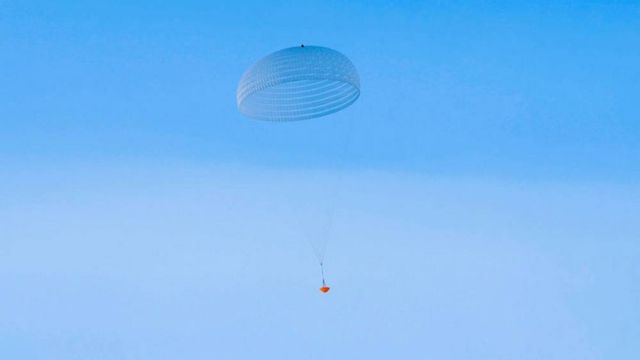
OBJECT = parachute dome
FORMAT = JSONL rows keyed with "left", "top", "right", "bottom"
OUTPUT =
{"left": 237, "top": 45, "right": 360, "bottom": 121}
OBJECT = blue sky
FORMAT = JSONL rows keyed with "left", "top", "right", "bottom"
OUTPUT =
{"left": 1, "top": 1, "right": 639, "bottom": 359}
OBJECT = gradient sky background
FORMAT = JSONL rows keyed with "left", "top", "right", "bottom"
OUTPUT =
{"left": 1, "top": 1, "right": 640, "bottom": 359}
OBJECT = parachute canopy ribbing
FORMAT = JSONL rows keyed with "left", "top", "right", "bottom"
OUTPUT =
{"left": 237, "top": 45, "right": 360, "bottom": 121}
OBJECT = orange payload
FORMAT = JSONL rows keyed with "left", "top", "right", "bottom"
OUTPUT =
{"left": 320, "top": 286, "right": 330, "bottom": 293}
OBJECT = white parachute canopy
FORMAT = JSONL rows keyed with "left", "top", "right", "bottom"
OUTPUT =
{"left": 236, "top": 45, "right": 360, "bottom": 121}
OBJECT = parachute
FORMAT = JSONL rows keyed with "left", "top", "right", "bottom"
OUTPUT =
{"left": 237, "top": 45, "right": 360, "bottom": 292}
{"left": 237, "top": 45, "right": 360, "bottom": 121}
